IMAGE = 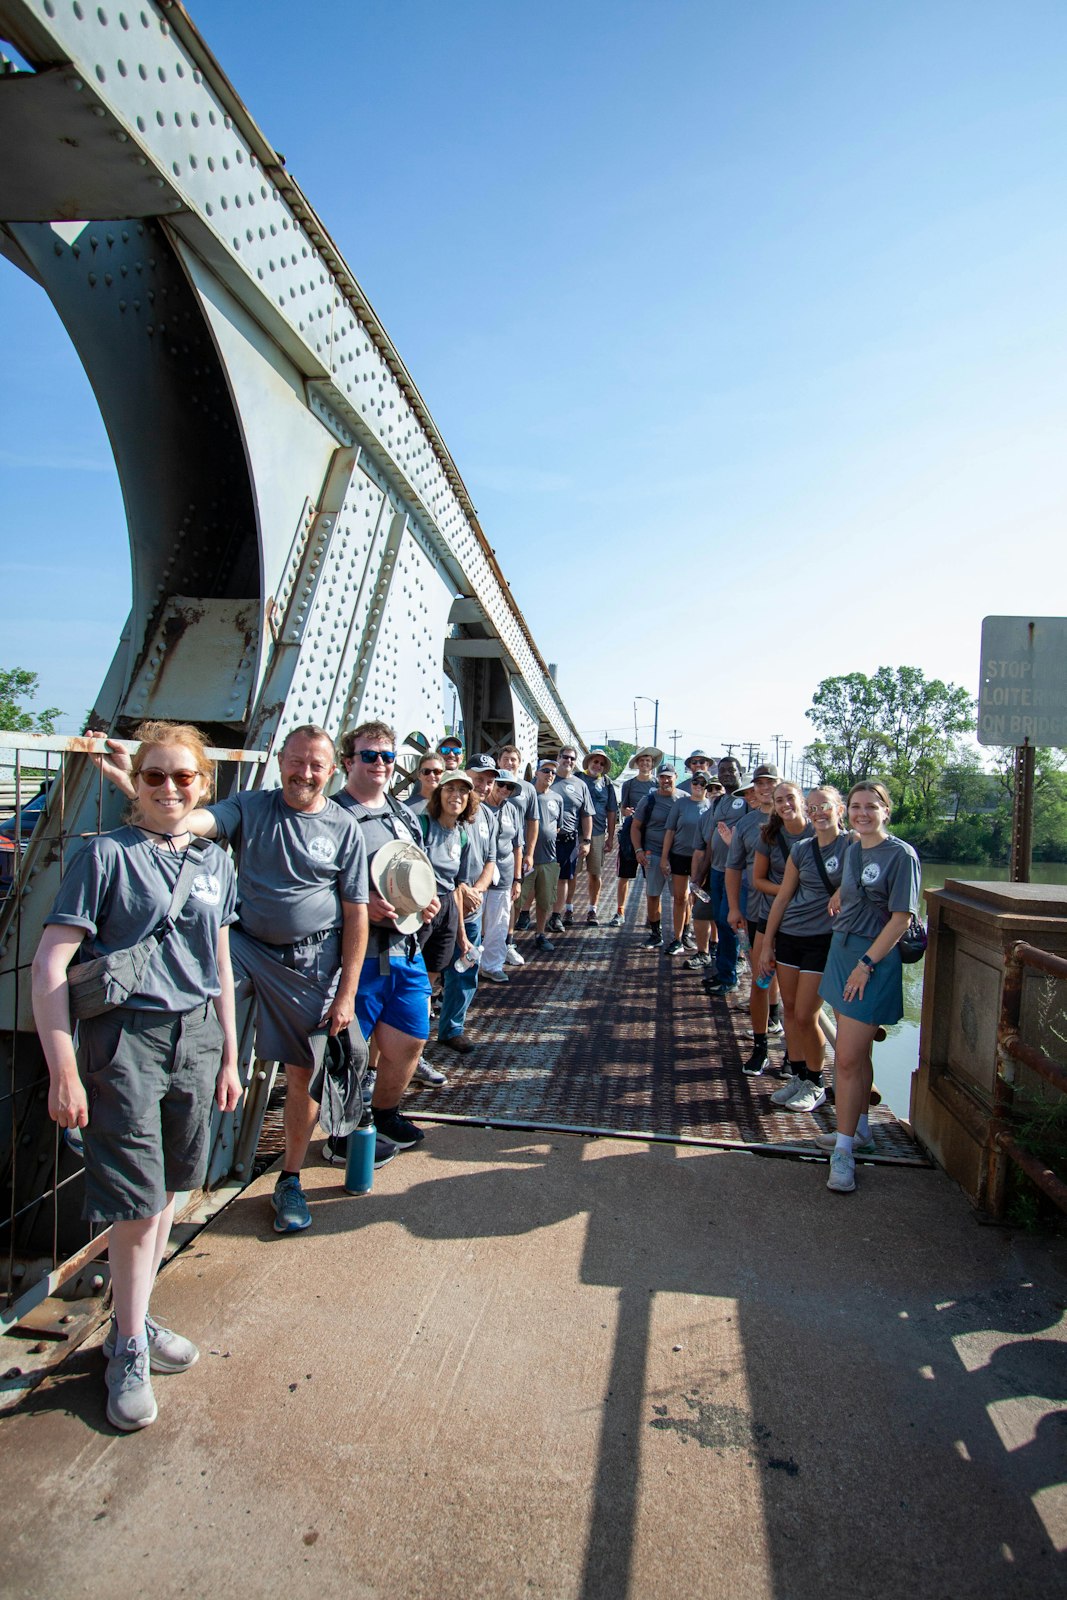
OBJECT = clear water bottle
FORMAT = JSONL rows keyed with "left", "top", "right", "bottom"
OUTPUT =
{"left": 454, "top": 943, "right": 482, "bottom": 973}
{"left": 689, "top": 881, "right": 711, "bottom": 903}
{"left": 755, "top": 970, "right": 772, "bottom": 990}
{"left": 344, "top": 1113, "right": 376, "bottom": 1195}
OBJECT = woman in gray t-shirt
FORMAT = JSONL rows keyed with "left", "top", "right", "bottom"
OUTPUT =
{"left": 32, "top": 721, "right": 239, "bottom": 1433}
{"left": 418, "top": 774, "right": 475, "bottom": 981}
{"left": 817, "top": 781, "right": 921, "bottom": 1196}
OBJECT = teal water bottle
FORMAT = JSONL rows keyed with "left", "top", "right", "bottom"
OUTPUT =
{"left": 344, "top": 1113, "right": 376, "bottom": 1194}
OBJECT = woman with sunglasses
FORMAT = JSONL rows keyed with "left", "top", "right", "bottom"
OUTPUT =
{"left": 418, "top": 773, "right": 476, "bottom": 984}
{"left": 757, "top": 786, "right": 845, "bottom": 1114}
{"left": 407, "top": 757, "right": 444, "bottom": 817}
{"left": 32, "top": 721, "right": 240, "bottom": 1432}
{"left": 817, "top": 781, "right": 921, "bottom": 1195}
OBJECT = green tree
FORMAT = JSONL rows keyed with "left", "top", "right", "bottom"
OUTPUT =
{"left": 604, "top": 740, "right": 636, "bottom": 778}
{"left": 0, "top": 667, "right": 60, "bottom": 735}
{"left": 805, "top": 666, "right": 974, "bottom": 818}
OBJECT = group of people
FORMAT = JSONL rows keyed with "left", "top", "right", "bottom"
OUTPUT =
{"left": 29, "top": 721, "right": 919, "bottom": 1433}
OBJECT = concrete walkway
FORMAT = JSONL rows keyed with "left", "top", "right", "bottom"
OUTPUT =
{"left": 1, "top": 1127, "right": 1064, "bottom": 1600}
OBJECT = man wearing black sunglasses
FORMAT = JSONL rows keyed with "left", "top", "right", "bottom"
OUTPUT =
{"left": 336, "top": 723, "right": 442, "bottom": 1153}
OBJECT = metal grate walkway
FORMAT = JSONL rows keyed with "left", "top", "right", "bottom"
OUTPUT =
{"left": 408, "top": 876, "right": 927, "bottom": 1166}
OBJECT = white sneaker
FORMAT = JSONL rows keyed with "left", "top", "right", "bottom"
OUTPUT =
{"left": 412, "top": 1057, "right": 448, "bottom": 1088}
{"left": 770, "top": 1075, "right": 802, "bottom": 1106}
{"left": 786, "top": 1081, "right": 827, "bottom": 1114}
{"left": 814, "top": 1130, "right": 876, "bottom": 1155}
{"left": 766, "top": 1016, "right": 784, "bottom": 1036}
{"left": 504, "top": 943, "right": 526, "bottom": 966}
{"left": 827, "top": 1150, "right": 856, "bottom": 1193}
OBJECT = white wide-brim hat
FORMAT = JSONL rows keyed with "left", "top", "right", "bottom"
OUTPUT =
{"left": 629, "top": 745, "right": 664, "bottom": 768}
{"left": 370, "top": 840, "right": 437, "bottom": 935}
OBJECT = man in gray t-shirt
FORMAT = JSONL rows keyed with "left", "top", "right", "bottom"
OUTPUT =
{"left": 95, "top": 725, "right": 370, "bottom": 1236}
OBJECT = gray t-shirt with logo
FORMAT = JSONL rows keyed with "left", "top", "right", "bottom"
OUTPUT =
{"left": 533, "top": 789, "right": 565, "bottom": 865}
{"left": 208, "top": 789, "right": 367, "bottom": 944}
{"left": 417, "top": 815, "right": 471, "bottom": 894}
{"left": 488, "top": 800, "right": 521, "bottom": 891}
{"left": 726, "top": 807, "right": 771, "bottom": 918}
{"left": 836, "top": 835, "right": 921, "bottom": 940}
{"left": 551, "top": 776, "right": 596, "bottom": 834}
{"left": 46, "top": 828, "right": 238, "bottom": 1012}
{"left": 466, "top": 803, "right": 498, "bottom": 883}
{"left": 779, "top": 834, "right": 849, "bottom": 938}
{"left": 579, "top": 772, "right": 618, "bottom": 836}
{"left": 754, "top": 823, "right": 815, "bottom": 923}
{"left": 699, "top": 790, "right": 749, "bottom": 871}
{"left": 664, "top": 795, "right": 711, "bottom": 856}
{"left": 634, "top": 789, "right": 677, "bottom": 855}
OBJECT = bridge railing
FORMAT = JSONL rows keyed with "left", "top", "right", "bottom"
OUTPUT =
{"left": 995, "top": 941, "right": 1067, "bottom": 1216}
{"left": 0, "top": 731, "right": 267, "bottom": 1332}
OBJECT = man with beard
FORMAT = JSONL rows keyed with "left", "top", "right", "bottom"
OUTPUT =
{"left": 92, "top": 724, "right": 370, "bottom": 1236}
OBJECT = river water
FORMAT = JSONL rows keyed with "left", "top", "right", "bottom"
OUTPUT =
{"left": 871, "top": 861, "right": 1067, "bottom": 1116}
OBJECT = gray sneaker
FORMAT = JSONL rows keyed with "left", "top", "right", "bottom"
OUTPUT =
{"left": 770, "top": 1074, "right": 802, "bottom": 1106}
{"left": 826, "top": 1150, "right": 857, "bottom": 1193}
{"left": 105, "top": 1343, "right": 157, "bottom": 1431}
{"left": 814, "top": 1130, "right": 876, "bottom": 1156}
{"left": 412, "top": 1056, "right": 448, "bottom": 1088}
{"left": 104, "top": 1314, "right": 198, "bottom": 1374}
{"left": 786, "top": 1081, "right": 827, "bottom": 1114}
{"left": 272, "top": 1175, "right": 312, "bottom": 1232}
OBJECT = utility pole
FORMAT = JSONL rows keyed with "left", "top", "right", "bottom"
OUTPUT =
{"left": 781, "top": 740, "right": 791, "bottom": 779}
{"left": 668, "top": 729, "right": 682, "bottom": 762}
{"left": 744, "top": 741, "right": 759, "bottom": 768}
{"left": 772, "top": 734, "right": 782, "bottom": 766}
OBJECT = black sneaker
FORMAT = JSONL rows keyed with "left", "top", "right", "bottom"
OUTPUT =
{"left": 515, "top": 910, "right": 532, "bottom": 933}
{"left": 645, "top": 929, "right": 663, "bottom": 949}
{"left": 546, "top": 913, "right": 564, "bottom": 934}
{"left": 535, "top": 933, "right": 556, "bottom": 953}
{"left": 742, "top": 1049, "right": 770, "bottom": 1076}
{"left": 608, "top": 912, "right": 622, "bottom": 927}
{"left": 705, "top": 979, "right": 738, "bottom": 995}
{"left": 322, "top": 1134, "right": 398, "bottom": 1171}
{"left": 563, "top": 907, "right": 574, "bottom": 928}
{"left": 664, "top": 938, "right": 684, "bottom": 956}
{"left": 372, "top": 1108, "right": 425, "bottom": 1149}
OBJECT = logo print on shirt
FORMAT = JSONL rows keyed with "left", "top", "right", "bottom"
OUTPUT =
{"left": 732, "top": 798, "right": 744, "bottom": 810}
{"left": 825, "top": 855, "right": 840, "bottom": 874}
{"left": 861, "top": 862, "right": 881, "bottom": 885}
{"left": 307, "top": 836, "right": 337, "bottom": 864}
{"left": 190, "top": 873, "right": 221, "bottom": 905}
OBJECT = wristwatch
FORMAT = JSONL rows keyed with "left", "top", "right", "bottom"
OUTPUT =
{"left": 859, "top": 954, "right": 877, "bottom": 972}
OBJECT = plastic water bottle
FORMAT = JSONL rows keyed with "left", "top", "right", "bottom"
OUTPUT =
{"left": 454, "top": 943, "right": 482, "bottom": 973}
{"left": 755, "top": 970, "right": 772, "bottom": 990}
{"left": 689, "top": 881, "right": 711, "bottom": 903}
{"left": 344, "top": 1114, "right": 376, "bottom": 1195}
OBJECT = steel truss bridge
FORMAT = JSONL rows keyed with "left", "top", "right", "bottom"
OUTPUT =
{"left": 0, "top": 0, "right": 581, "bottom": 1306}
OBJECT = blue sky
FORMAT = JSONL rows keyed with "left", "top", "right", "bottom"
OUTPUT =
{"left": 2, "top": 0, "right": 1065, "bottom": 767}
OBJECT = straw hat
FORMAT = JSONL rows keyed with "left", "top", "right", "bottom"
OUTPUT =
{"left": 628, "top": 745, "right": 664, "bottom": 767}
{"left": 369, "top": 841, "right": 437, "bottom": 934}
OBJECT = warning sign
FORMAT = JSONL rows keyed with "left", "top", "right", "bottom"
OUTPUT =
{"left": 978, "top": 617, "right": 1067, "bottom": 747}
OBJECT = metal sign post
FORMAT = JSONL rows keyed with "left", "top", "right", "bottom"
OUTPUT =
{"left": 979, "top": 617, "right": 1067, "bottom": 884}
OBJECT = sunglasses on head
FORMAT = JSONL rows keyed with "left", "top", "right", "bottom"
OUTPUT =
{"left": 138, "top": 768, "right": 200, "bottom": 789}
{"left": 356, "top": 749, "right": 396, "bottom": 764}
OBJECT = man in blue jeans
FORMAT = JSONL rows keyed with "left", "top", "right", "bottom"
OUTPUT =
{"left": 691, "top": 757, "right": 751, "bottom": 993}
{"left": 436, "top": 755, "right": 497, "bottom": 1055}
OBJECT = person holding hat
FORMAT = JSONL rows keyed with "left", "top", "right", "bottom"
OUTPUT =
{"left": 678, "top": 750, "right": 713, "bottom": 797}
{"left": 517, "top": 760, "right": 564, "bottom": 950}
{"left": 613, "top": 747, "right": 660, "bottom": 925}
{"left": 336, "top": 722, "right": 441, "bottom": 1155}
{"left": 578, "top": 748, "right": 618, "bottom": 924}
{"left": 548, "top": 748, "right": 595, "bottom": 932}
{"left": 481, "top": 772, "right": 524, "bottom": 979}
{"left": 629, "top": 763, "right": 679, "bottom": 948}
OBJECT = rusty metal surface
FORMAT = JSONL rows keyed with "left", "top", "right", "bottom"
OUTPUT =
{"left": 1012, "top": 939, "right": 1067, "bottom": 981}
{"left": 409, "top": 886, "right": 927, "bottom": 1165}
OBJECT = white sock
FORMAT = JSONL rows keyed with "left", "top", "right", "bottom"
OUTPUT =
{"left": 856, "top": 1114, "right": 871, "bottom": 1140}
{"left": 835, "top": 1133, "right": 854, "bottom": 1154}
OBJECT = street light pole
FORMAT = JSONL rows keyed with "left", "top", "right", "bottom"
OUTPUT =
{"left": 634, "top": 695, "right": 660, "bottom": 749}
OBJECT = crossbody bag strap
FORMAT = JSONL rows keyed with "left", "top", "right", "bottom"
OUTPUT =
{"left": 154, "top": 837, "right": 212, "bottom": 942}
{"left": 809, "top": 836, "right": 835, "bottom": 897}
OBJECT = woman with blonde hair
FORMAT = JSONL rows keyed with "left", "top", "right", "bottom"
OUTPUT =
{"left": 32, "top": 721, "right": 239, "bottom": 1431}
{"left": 817, "top": 781, "right": 921, "bottom": 1195}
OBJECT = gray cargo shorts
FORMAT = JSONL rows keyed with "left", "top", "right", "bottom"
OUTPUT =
{"left": 230, "top": 925, "right": 365, "bottom": 1076}
{"left": 77, "top": 1001, "right": 222, "bottom": 1224}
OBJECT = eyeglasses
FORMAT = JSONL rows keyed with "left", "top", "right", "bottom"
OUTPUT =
{"left": 421, "top": 768, "right": 444, "bottom": 778}
{"left": 138, "top": 768, "right": 200, "bottom": 789}
{"left": 355, "top": 749, "right": 396, "bottom": 764}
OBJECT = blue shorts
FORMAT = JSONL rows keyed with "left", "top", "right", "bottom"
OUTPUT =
{"left": 354, "top": 949, "right": 432, "bottom": 1041}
